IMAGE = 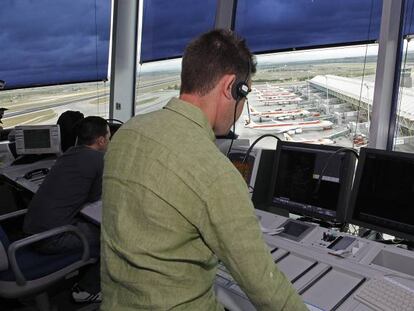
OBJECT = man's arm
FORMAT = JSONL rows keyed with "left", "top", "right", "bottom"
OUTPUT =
{"left": 199, "top": 170, "right": 308, "bottom": 311}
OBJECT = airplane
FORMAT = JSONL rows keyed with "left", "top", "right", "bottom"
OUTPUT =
{"left": 248, "top": 106, "right": 311, "bottom": 120}
{"left": 256, "top": 95, "right": 302, "bottom": 105}
{"left": 244, "top": 118, "right": 333, "bottom": 134}
{"left": 283, "top": 133, "right": 335, "bottom": 144}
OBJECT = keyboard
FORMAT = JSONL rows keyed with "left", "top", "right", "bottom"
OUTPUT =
{"left": 354, "top": 278, "right": 414, "bottom": 311}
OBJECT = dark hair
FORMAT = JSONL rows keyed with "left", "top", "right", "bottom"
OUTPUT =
{"left": 76, "top": 116, "right": 108, "bottom": 146}
{"left": 57, "top": 110, "right": 84, "bottom": 152}
{"left": 180, "top": 29, "right": 256, "bottom": 96}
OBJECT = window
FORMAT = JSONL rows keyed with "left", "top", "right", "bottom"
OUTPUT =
{"left": 0, "top": 82, "right": 109, "bottom": 129}
{"left": 0, "top": 1, "right": 111, "bottom": 129}
{"left": 137, "top": 0, "right": 217, "bottom": 112}
{"left": 135, "top": 60, "right": 181, "bottom": 115}
{"left": 391, "top": 0, "right": 414, "bottom": 152}
{"left": 237, "top": 45, "right": 378, "bottom": 149}
{"left": 392, "top": 42, "right": 414, "bottom": 152}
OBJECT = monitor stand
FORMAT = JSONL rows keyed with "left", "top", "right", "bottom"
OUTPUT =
{"left": 12, "top": 153, "right": 56, "bottom": 165}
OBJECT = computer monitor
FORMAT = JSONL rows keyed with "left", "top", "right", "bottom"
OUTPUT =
{"left": 228, "top": 147, "right": 259, "bottom": 190}
{"left": 14, "top": 125, "right": 61, "bottom": 155}
{"left": 348, "top": 148, "right": 414, "bottom": 242}
{"left": 268, "top": 141, "right": 356, "bottom": 222}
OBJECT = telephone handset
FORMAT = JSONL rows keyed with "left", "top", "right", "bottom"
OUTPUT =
{"left": 23, "top": 168, "right": 50, "bottom": 180}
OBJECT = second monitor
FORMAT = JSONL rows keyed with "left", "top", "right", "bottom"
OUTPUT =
{"left": 347, "top": 148, "right": 414, "bottom": 242}
{"left": 268, "top": 141, "right": 356, "bottom": 223}
{"left": 14, "top": 125, "right": 61, "bottom": 155}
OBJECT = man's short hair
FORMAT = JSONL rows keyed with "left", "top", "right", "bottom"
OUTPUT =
{"left": 76, "top": 116, "right": 108, "bottom": 146}
{"left": 180, "top": 29, "right": 256, "bottom": 96}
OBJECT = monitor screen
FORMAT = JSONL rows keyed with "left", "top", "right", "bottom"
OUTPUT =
{"left": 15, "top": 125, "right": 61, "bottom": 155}
{"left": 348, "top": 148, "right": 414, "bottom": 241}
{"left": 23, "top": 129, "right": 51, "bottom": 149}
{"left": 228, "top": 149, "right": 256, "bottom": 185}
{"left": 268, "top": 142, "right": 355, "bottom": 222}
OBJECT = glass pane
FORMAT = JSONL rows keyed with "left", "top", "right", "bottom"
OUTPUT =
{"left": 0, "top": 81, "right": 110, "bottom": 129}
{"left": 235, "top": 0, "right": 382, "bottom": 54}
{"left": 237, "top": 44, "right": 378, "bottom": 150}
{"left": 135, "top": 59, "right": 181, "bottom": 115}
{"left": 393, "top": 40, "right": 414, "bottom": 152}
{"left": 141, "top": 0, "right": 216, "bottom": 62}
{"left": 0, "top": 0, "right": 111, "bottom": 89}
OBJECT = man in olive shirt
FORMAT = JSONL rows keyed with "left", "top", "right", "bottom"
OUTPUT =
{"left": 102, "top": 30, "right": 307, "bottom": 310}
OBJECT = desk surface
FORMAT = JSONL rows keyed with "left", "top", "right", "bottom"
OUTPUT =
{"left": 80, "top": 200, "right": 102, "bottom": 225}
{"left": 0, "top": 159, "right": 102, "bottom": 225}
{"left": 0, "top": 159, "right": 56, "bottom": 193}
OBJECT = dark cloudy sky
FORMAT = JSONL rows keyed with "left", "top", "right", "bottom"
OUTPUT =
{"left": 0, "top": 0, "right": 110, "bottom": 89}
{"left": 2, "top": 0, "right": 414, "bottom": 89}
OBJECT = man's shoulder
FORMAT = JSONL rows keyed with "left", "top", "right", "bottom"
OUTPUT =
{"left": 58, "top": 146, "right": 104, "bottom": 169}
{"left": 66, "top": 146, "right": 103, "bottom": 157}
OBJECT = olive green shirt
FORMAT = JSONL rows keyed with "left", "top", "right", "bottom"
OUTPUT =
{"left": 101, "top": 98, "right": 307, "bottom": 311}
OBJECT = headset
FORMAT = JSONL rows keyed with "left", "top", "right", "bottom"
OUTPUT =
{"left": 231, "top": 59, "right": 251, "bottom": 101}
{"left": 227, "top": 59, "right": 252, "bottom": 157}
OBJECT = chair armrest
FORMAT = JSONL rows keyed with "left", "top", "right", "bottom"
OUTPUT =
{"left": 7, "top": 225, "right": 91, "bottom": 286}
{"left": 0, "top": 209, "right": 27, "bottom": 223}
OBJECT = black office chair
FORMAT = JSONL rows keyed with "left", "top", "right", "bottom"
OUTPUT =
{"left": 0, "top": 213, "right": 99, "bottom": 311}
{"left": 106, "top": 118, "right": 123, "bottom": 138}
{"left": 57, "top": 111, "right": 84, "bottom": 152}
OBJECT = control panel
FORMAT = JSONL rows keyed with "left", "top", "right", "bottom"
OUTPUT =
{"left": 215, "top": 210, "right": 414, "bottom": 311}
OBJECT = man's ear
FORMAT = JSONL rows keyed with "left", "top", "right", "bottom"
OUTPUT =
{"left": 220, "top": 74, "right": 236, "bottom": 101}
{"left": 97, "top": 136, "right": 105, "bottom": 146}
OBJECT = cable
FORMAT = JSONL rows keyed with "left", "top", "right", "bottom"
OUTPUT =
{"left": 353, "top": 0, "right": 374, "bottom": 148}
{"left": 226, "top": 99, "right": 241, "bottom": 157}
{"left": 226, "top": 59, "right": 252, "bottom": 157}
{"left": 313, "top": 147, "right": 359, "bottom": 197}
{"left": 94, "top": 0, "right": 100, "bottom": 111}
{"left": 241, "top": 134, "right": 281, "bottom": 165}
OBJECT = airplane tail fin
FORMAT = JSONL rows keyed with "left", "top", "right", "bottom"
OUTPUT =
{"left": 249, "top": 106, "right": 258, "bottom": 114}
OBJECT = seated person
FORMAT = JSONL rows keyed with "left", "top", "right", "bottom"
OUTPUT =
{"left": 23, "top": 116, "right": 110, "bottom": 303}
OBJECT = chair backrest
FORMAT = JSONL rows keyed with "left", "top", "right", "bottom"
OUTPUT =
{"left": 0, "top": 226, "right": 9, "bottom": 271}
{"left": 57, "top": 111, "right": 84, "bottom": 152}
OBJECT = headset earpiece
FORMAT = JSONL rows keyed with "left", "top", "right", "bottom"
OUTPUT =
{"left": 231, "top": 59, "right": 251, "bottom": 101}
{"left": 231, "top": 81, "right": 250, "bottom": 101}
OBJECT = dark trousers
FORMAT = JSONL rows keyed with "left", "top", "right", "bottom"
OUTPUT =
{"left": 34, "top": 219, "right": 101, "bottom": 294}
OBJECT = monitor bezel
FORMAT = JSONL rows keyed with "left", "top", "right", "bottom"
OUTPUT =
{"left": 267, "top": 141, "right": 356, "bottom": 222}
{"left": 15, "top": 125, "right": 61, "bottom": 155}
{"left": 347, "top": 147, "right": 414, "bottom": 242}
